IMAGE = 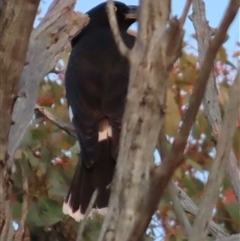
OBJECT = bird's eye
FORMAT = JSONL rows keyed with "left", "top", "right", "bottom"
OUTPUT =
{"left": 114, "top": 6, "right": 117, "bottom": 11}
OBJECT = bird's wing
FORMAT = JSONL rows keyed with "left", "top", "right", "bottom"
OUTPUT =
{"left": 65, "top": 54, "right": 105, "bottom": 167}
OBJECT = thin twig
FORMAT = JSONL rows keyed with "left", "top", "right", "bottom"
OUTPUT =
{"left": 13, "top": 166, "right": 29, "bottom": 241}
{"left": 158, "top": 128, "right": 192, "bottom": 237}
{"left": 34, "top": 105, "right": 76, "bottom": 138}
{"left": 179, "top": 0, "right": 192, "bottom": 26}
{"left": 76, "top": 190, "right": 98, "bottom": 241}
{"left": 189, "top": 71, "right": 240, "bottom": 241}
{"left": 107, "top": 0, "right": 130, "bottom": 57}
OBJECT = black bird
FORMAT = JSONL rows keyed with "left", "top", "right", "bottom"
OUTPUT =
{"left": 63, "top": 1, "right": 137, "bottom": 221}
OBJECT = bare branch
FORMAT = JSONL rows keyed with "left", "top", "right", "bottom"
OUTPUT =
{"left": 179, "top": 0, "right": 192, "bottom": 26}
{"left": 189, "top": 71, "right": 240, "bottom": 241}
{"left": 7, "top": 0, "right": 88, "bottom": 163}
{"left": 168, "top": 183, "right": 192, "bottom": 237}
{"left": 153, "top": 0, "right": 239, "bottom": 197}
{"left": 34, "top": 105, "right": 76, "bottom": 138}
{"left": 107, "top": 0, "right": 130, "bottom": 57}
{"left": 158, "top": 131, "right": 228, "bottom": 239}
{"left": 99, "top": 1, "right": 183, "bottom": 240}
{"left": 13, "top": 166, "right": 29, "bottom": 241}
{"left": 99, "top": 0, "right": 237, "bottom": 238}
{"left": 216, "top": 234, "right": 240, "bottom": 241}
{"left": 1, "top": 2, "right": 87, "bottom": 240}
{"left": 76, "top": 190, "right": 98, "bottom": 241}
{"left": 191, "top": 0, "right": 240, "bottom": 205}
{"left": 158, "top": 128, "right": 192, "bottom": 237}
{"left": 174, "top": 183, "right": 229, "bottom": 239}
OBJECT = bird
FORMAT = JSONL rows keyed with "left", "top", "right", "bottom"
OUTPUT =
{"left": 62, "top": 1, "right": 137, "bottom": 221}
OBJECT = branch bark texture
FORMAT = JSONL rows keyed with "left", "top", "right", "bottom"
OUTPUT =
{"left": 191, "top": 0, "right": 240, "bottom": 205}
{"left": 158, "top": 126, "right": 228, "bottom": 239}
{"left": 174, "top": 183, "right": 229, "bottom": 239}
{"left": 7, "top": 0, "right": 88, "bottom": 163}
{"left": 99, "top": 1, "right": 184, "bottom": 240}
{"left": 98, "top": 0, "right": 238, "bottom": 239}
{"left": 34, "top": 105, "right": 76, "bottom": 138}
{"left": 0, "top": 0, "right": 40, "bottom": 162}
{"left": 189, "top": 71, "right": 240, "bottom": 241}
{"left": 0, "top": 0, "right": 88, "bottom": 240}
{"left": 0, "top": 1, "right": 40, "bottom": 241}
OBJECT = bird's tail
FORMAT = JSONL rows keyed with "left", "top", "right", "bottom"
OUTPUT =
{"left": 62, "top": 139, "right": 115, "bottom": 221}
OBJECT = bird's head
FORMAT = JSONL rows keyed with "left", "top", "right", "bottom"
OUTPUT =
{"left": 87, "top": 1, "right": 138, "bottom": 30}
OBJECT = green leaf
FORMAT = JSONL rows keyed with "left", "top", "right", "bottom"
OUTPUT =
{"left": 39, "top": 211, "right": 62, "bottom": 226}
{"left": 12, "top": 202, "right": 22, "bottom": 220}
{"left": 26, "top": 148, "right": 40, "bottom": 167}
{"left": 21, "top": 131, "right": 38, "bottom": 147}
{"left": 39, "top": 198, "right": 62, "bottom": 214}
{"left": 225, "top": 203, "right": 240, "bottom": 222}
{"left": 186, "top": 158, "right": 203, "bottom": 171}
{"left": 182, "top": 177, "right": 198, "bottom": 196}
{"left": 27, "top": 202, "right": 45, "bottom": 227}
{"left": 31, "top": 128, "right": 48, "bottom": 140}
{"left": 48, "top": 186, "right": 66, "bottom": 197}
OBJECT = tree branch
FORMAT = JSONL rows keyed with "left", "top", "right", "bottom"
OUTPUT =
{"left": 76, "top": 190, "right": 98, "bottom": 241}
{"left": 152, "top": 0, "right": 238, "bottom": 239}
{"left": 99, "top": 1, "right": 183, "bottom": 240}
{"left": 107, "top": 0, "right": 130, "bottom": 57}
{"left": 7, "top": 0, "right": 88, "bottom": 163}
{"left": 152, "top": 0, "right": 239, "bottom": 203}
{"left": 158, "top": 125, "right": 192, "bottom": 237}
{"left": 158, "top": 129, "right": 228, "bottom": 239}
{"left": 0, "top": 1, "right": 40, "bottom": 240}
{"left": 34, "top": 105, "right": 76, "bottom": 138}
{"left": 179, "top": 0, "right": 192, "bottom": 26}
{"left": 0, "top": 1, "right": 88, "bottom": 240}
{"left": 174, "top": 183, "right": 229, "bottom": 239}
{"left": 189, "top": 70, "right": 239, "bottom": 240}
{"left": 0, "top": 0, "right": 40, "bottom": 162}
{"left": 191, "top": 0, "right": 240, "bottom": 205}
{"left": 168, "top": 183, "right": 192, "bottom": 237}
{"left": 216, "top": 234, "right": 240, "bottom": 241}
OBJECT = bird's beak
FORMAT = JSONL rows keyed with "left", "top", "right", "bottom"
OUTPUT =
{"left": 125, "top": 6, "right": 138, "bottom": 19}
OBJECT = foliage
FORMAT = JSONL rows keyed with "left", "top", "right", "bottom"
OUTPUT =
{"left": 12, "top": 41, "right": 239, "bottom": 241}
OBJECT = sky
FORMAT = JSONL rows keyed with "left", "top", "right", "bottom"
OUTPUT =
{"left": 39, "top": 0, "right": 239, "bottom": 59}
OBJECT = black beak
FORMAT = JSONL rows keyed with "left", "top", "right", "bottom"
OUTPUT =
{"left": 125, "top": 6, "right": 138, "bottom": 19}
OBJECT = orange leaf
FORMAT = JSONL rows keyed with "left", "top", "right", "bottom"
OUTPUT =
{"left": 224, "top": 188, "right": 237, "bottom": 204}
{"left": 37, "top": 97, "right": 54, "bottom": 106}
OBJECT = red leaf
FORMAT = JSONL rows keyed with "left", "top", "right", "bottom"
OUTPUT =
{"left": 37, "top": 97, "right": 54, "bottom": 106}
{"left": 224, "top": 188, "right": 237, "bottom": 204}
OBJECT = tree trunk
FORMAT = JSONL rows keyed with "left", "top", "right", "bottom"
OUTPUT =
{"left": 0, "top": 1, "right": 40, "bottom": 240}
